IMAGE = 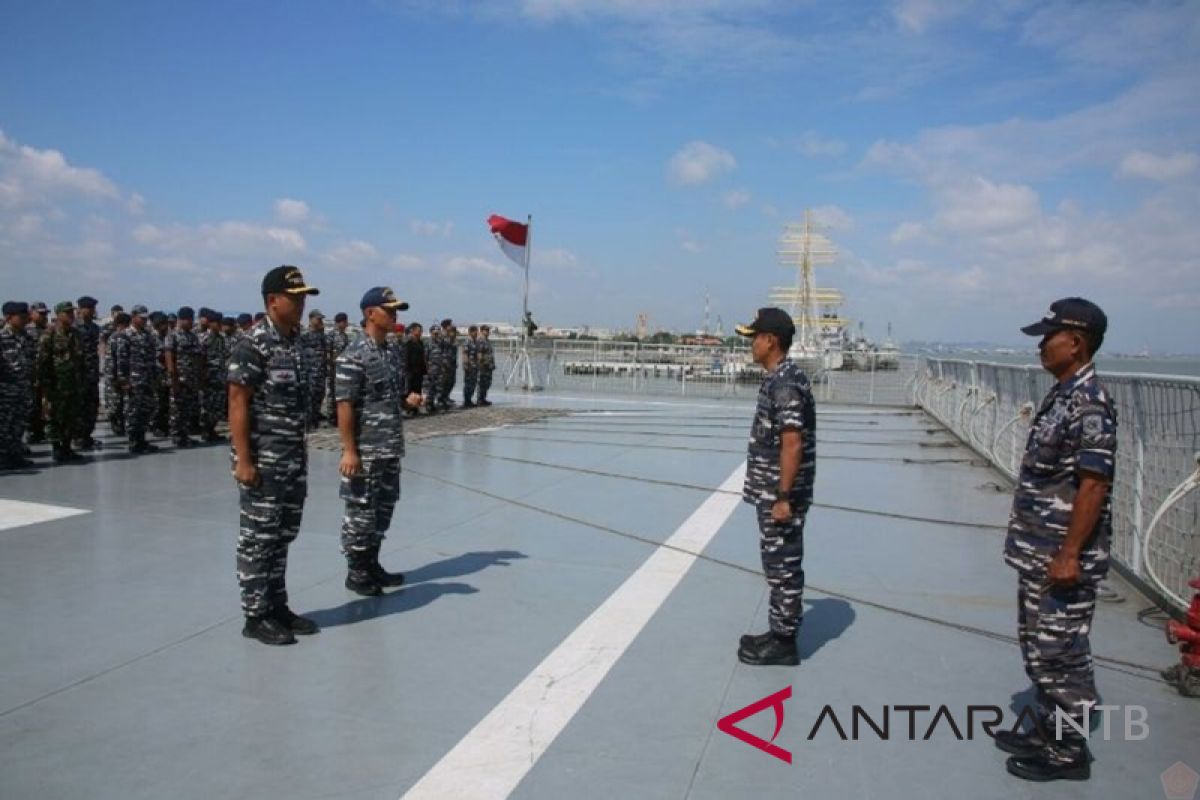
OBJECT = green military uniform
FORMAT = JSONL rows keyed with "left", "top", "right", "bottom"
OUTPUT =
{"left": 37, "top": 301, "right": 85, "bottom": 462}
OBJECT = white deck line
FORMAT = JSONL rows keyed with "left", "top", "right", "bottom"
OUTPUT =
{"left": 0, "top": 498, "right": 90, "bottom": 532}
{"left": 400, "top": 462, "right": 747, "bottom": 800}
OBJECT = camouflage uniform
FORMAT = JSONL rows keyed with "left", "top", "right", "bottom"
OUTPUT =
{"left": 165, "top": 326, "right": 204, "bottom": 443}
{"left": 300, "top": 326, "right": 329, "bottom": 427}
{"left": 477, "top": 335, "right": 495, "bottom": 403}
{"left": 113, "top": 324, "right": 160, "bottom": 445}
{"left": 199, "top": 328, "right": 227, "bottom": 435}
{"left": 26, "top": 321, "right": 47, "bottom": 442}
{"left": 0, "top": 321, "right": 32, "bottom": 462}
{"left": 424, "top": 327, "right": 445, "bottom": 409}
{"left": 439, "top": 332, "right": 458, "bottom": 407}
{"left": 325, "top": 326, "right": 351, "bottom": 418}
{"left": 1004, "top": 362, "right": 1116, "bottom": 764}
{"left": 100, "top": 319, "right": 124, "bottom": 434}
{"left": 462, "top": 335, "right": 480, "bottom": 404}
{"left": 75, "top": 316, "right": 101, "bottom": 445}
{"left": 228, "top": 319, "right": 310, "bottom": 619}
{"left": 153, "top": 327, "right": 171, "bottom": 435}
{"left": 334, "top": 334, "right": 409, "bottom": 576}
{"left": 743, "top": 359, "right": 817, "bottom": 638}
{"left": 36, "top": 323, "right": 84, "bottom": 452}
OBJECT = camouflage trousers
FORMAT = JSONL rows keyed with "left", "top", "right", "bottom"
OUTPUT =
{"left": 1017, "top": 574, "right": 1097, "bottom": 763}
{"left": 440, "top": 367, "right": 456, "bottom": 406}
{"left": 170, "top": 383, "right": 200, "bottom": 440}
{"left": 424, "top": 364, "right": 443, "bottom": 406}
{"left": 155, "top": 383, "right": 170, "bottom": 434}
{"left": 0, "top": 388, "right": 26, "bottom": 458}
{"left": 199, "top": 378, "right": 225, "bottom": 432}
{"left": 28, "top": 385, "right": 45, "bottom": 440}
{"left": 124, "top": 385, "right": 157, "bottom": 440}
{"left": 46, "top": 388, "right": 82, "bottom": 446}
{"left": 756, "top": 503, "right": 807, "bottom": 637}
{"left": 308, "top": 375, "right": 326, "bottom": 426}
{"left": 78, "top": 379, "right": 99, "bottom": 441}
{"left": 340, "top": 457, "right": 401, "bottom": 559}
{"left": 104, "top": 377, "right": 124, "bottom": 433}
{"left": 236, "top": 470, "right": 307, "bottom": 618}
{"left": 478, "top": 368, "right": 493, "bottom": 402}
{"left": 463, "top": 367, "right": 478, "bottom": 402}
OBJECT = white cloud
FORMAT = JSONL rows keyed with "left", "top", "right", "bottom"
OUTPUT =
{"left": 890, "top": 221, "right": 924, "bottom": 244}
{"left": 444, "top": 256, "right": 514, "bottom": 280}
{"left": 410, "top": 219, "right": 455, "bottom": 237}
{"left": 134, "top": 221, "right": 307, "bottom": 255}
{"left": 722, "top": 189, "right": 751, "bottom": 209}
{"left": 680, "top": 240, "right": 703, "bottom": 253}
{"left": 667, "top": 140, "right": 736, "bottom": 186}
{"left": 892, "top": 0, "right": 972, "bottom": 33}
{"left": 537, "top": 247, "right": 581, "bottom": 271}
{"left": 324, "top": 239, "right": 380, "bottom": 270}
{"left": 274, "top": 198, "right": 311, "bottom": 224}
{"left": 0, "top": 129, "right": 120, "bottom": 207}
{"left": 127, "top": 193, "right": 146, "bottom": 216}
{"left": 1118, "top": 150, "right": 1198, "bottom": 182}
{"left": 811, "top": 204, "right": 854, "bottom": 231}
{"left": 794, "top": 130, "right": 847, "bottom": 158}
{"left": 390, "top": 253, "right": 426, "bottom": 270}
{"left": 933, "top": 176, "right": 1040, "bottom": 233}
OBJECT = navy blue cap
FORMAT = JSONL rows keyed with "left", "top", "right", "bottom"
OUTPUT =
{"left": 334, "top": 312, "right": 348, "bottom": 322}
{"left": 253, "top": 311, "right": 266, "bottom": 321}
{"left": 236, "top": 313, "right": 252, "bottom": 324}
{"left": 130, "top": 304, "right": 149, "bottom": 317}
{"left": 149, "top": 311, "right": 167, "bottom": 325}
{"left": 359, "top": 287, "right": 409, "bottom": 311}
{"left": 222, "top": 317, "right": 234, "bottom": 325}
{"left": 3, "top": 301, "right": 29, "bottom": 316}
{"left": 1021, "top": 298, "right": 1108, "bottom": 337}
{"left": 178, "top": 306, "right": 194, "bottom": 320}
{"left": 30, "top": 302, "right": 49, "bottom": 313}
{"left": 77, "top": 296, "right": 98, "bottom": 309}
{"left": 736, "top": 307, "right": 795, "bottom": 339}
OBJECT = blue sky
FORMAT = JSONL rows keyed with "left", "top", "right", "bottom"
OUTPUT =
{"left": 1, "top": 0, "right": 1197, "bottom": 351}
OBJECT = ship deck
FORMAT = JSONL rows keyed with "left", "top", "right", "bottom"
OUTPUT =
{"left": 1, "top": 390, "right": 1196, "bottom": 799}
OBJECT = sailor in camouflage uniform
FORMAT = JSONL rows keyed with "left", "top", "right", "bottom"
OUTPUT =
{"left": 36, "top": 301, "right": 86, "bottom": 463}
{"left": 113, "top": 305, "right": 162, "bottom": 454}
{"left": 424, "top": 323, "right": 445, "bottom": 413}
{"left": 102, "top": 311, "right": 129, "bottom": 435}
{"left": 335, "top": 287, "right": 423, "bottom": 596}
{"left": 735, "top": 308, "right": 816, "bottom": 667}
{"left": 199, "top": 311, "right": 227, "bottom": 442}
{"left": 151, "top": 312, "right": 173, "bottom": 437}
{"left": 476, "top": 325, "right": 495, "bottom": 406}
{"left": 164, "top": 306, "right": 204, "bottom": 448}
{"left": 228, "top": 266, "right": 321, "bottom": 646}
{"left": 462, "top": 325, "right": 480, "bottom": 407}
{"left": 995, "top": 299, "right": 1116, "bottom": 783}
{"left": 73, "top": 296, "right": 102, "bottom": 450}
{"left": 324, "top": 312, "right": 351, "bottom": 420}
{"left": 0, "top": 302, "right": 35, "bottom": 469}
{"left": 26, "top": 301, "right": 49, "bottom": 444}
{"left": 300, "top": 309, "right": 329, "bottom": 429}
{"left": 439, "top": 320, "right": 458, "bottom": 409}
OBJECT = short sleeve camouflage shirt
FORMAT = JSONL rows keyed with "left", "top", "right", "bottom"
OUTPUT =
{"left": 743, "top": 358, "right": 817, "bottom": 508}
{"left": 1004, "top": 363, "right": 1117, "bottom": 582}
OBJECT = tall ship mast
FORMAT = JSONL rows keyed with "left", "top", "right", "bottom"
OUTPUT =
{"left": 770, "top": 210, "right": 844, "bottom": 374}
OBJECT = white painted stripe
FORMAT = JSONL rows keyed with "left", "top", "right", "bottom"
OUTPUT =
{"left": 400, "top": 462, "right": 747, "bottom": 800}
{"left": 0, "top": 498, "right": 90, "bottom": 531}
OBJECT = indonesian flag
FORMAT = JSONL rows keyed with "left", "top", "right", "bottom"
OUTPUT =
{"left": 488, "top": 214, "right": 528, "bottom": 267}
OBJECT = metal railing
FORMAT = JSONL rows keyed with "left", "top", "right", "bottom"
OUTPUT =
{"left": 493, "top": 339, "right": 919, "bottom": 405}
{"left": 915, "top": 357, "right": 1200, "bottom": 611}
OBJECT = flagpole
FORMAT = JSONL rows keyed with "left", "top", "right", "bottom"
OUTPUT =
{"left": 521, "top": 214, "right": 534, "bottom": 389}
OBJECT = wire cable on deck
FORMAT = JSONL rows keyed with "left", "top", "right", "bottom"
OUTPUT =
{"left": 403, "top": 464, "right": 1164, "bottom": 682}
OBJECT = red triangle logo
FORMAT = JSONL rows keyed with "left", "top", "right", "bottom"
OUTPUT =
{"left": 717, "top": 686, "right": 793, "bottom": 764}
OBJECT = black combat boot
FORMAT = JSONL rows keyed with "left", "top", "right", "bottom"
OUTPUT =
{"left": 272, "top": 605, "right": 320, "bottom": 635}
{"left": 992, "top": 728, "right": 1047, "bottom": 756}
{"left": 51, "top": 445, "right": 66, "bottom": 463}
{"left": 478, "top": 399, "right": 492, "bottom": 407}
{"left": 367, "top": 544, "right": 406, "bottom": 588}
{"left": 202, "top": 429, "right": 223, "bottom": 443}
{"left": 462, "top": 400, "right": 475, "bottom": 408}
{"left": 1006, "top": 747, "right": 1091, "bottom": 782}
{"left": 737, "top": 631, "right": 800, "bottom": 666}
{"left": 242, "top": 615, "right": 297, "bottom": 645}
{"left": 174, "top": 436, "right": 194, "bottom": 448}
{"left": 345, "top": 553, "right": 383, "bottom": 596}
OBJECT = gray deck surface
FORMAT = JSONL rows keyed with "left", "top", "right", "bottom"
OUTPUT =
{"left": 1, "top": 390, "right": 1196, "bottom": 799}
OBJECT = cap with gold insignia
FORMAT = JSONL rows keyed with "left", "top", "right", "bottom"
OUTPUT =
{"left": 261, "top": 265, "right": 320, "bottom": 296}
{"left": 359, "top": 286, "right": 409, "bottom": 311}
